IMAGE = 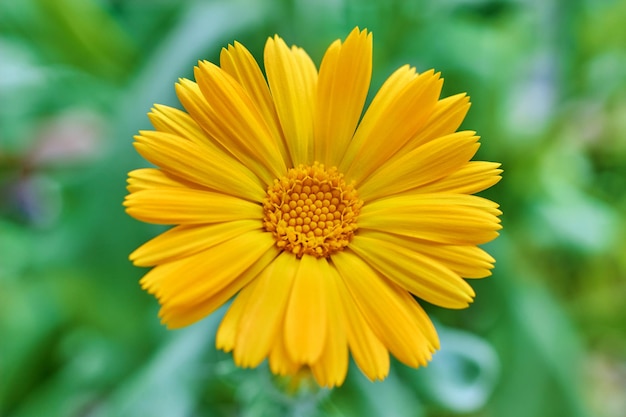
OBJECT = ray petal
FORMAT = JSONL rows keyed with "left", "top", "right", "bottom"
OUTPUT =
{"left": 126, "top": 168, "right": 189, "bottom": 193}
{"left": 417, "top": 161, "right": 503, "bottom": 194}
{"left": 265, "top": 36, "right": 318, "bottom": 165}
{"left": 159, "top": 245, "right": 279, "bottom": 329}
{"left": 386, "top": 282, "right": 440, "bottom": 351}
{"left": 349, "top": 232, "right": 475, "bottom": 308}
{"left": 144, "top": 231, "right": 276, "bottom": 307}
{"left": 130, "top": 220, "right": 262, "bottom": 267}
{"left": 233, "top": 252, "right": 298, "bottom": 368}
{"left": 220, "top": 41, "right": 289, "bottom": 165}
{"left": 340, "top": 68, "right": 443, "bottom": 184}
{"left": 133, "top": 130, "right": 265, "bottom": 201}
{"left": 358, "top": 193, "right": 502, "bottom": 245}
{"left": 284, "top": 255, "right": 327, "bottom": 364}
{"left": 314, "top": 28, "right": 372, "bottom": 166}
{"left": 269, "top": 328, "right": 302, "bottom": 377}
{"left": 310, "top": 259, "right": 349, "bottom": 387}
{"left": 215, "top": 282, "right": 256, "bottom": 352}
{"left": 397, "top": 93, "right": 472, "bottom": 154}
{"left": 358, "top": 131, "right": 480, "bottom": 201}
{"left": 148, "top": 104, "right": 208, "bottom": 146}
{"left": 123, "top": 188, "right": 263, "bottom": 225}
{"left": 175, "top": 78, "right": 277, "bottom": 185}
{"left": 333, "top": 250, "right": 434, "bottom": 367}
{"left": 194, "top": 61, "right": 287, "bottom": 180}
{"left": 371, "top": 234, "right": 496, "bottom": 279}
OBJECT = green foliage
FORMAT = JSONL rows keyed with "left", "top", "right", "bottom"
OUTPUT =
{"left": 2, "top": 0, "right": 625, "bottom": 416}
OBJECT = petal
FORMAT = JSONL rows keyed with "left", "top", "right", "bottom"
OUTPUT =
{"left": 333, "top": 250, "right": 435, "bottom": 367}
{"left": 349, "top": 232, "right": 475, "bottom": 308}
{"left": 387, "top": 283, "right": 440, "bottom": 351}
{"left": 340, "top": 68, "right": 443, "bottom": 184}
{"left": 159, "top": 244, "right": 279, "bottom": 329}
{"left": 175, "top": 78, "right": 277, "bottom": 185}
{"left": 265, "top": 36, "right": 318, "bottom": 165}
{"left": 269, "top": 329, "right": 302, "bottom": 377}
{"left": 126, "top": 168, "right": 188, "bottom": 193}
{"left": 358, "top": 131, "right": 480, "bottom": 201}
{"left": 310, "top": 259, "right": 348, "bottom": 387}
{"left": 417, "top": 161, "right": 503, "bottom": 194}
{"left": 314, "top": 28, "right": 372, "bottom": 166}
{"left": 138, "top": 258, "right": 178, "bottom": 296}
{"left": 148, "top": 104, "right": 208, "bottom": 146}
{"left": 133, "top": 130, "right": 265, "bottom": 201}
{"left": 142, "top": 230, "right": 275, "bottom": 306}
{"left": 123, "top": 188, "right": 263, "bottom": 225}
{"left": 220, "top": 42, "right": 289, "bottom": 164}
{"left": 284, "top": 255, "right": 327, "bottom": 364}
{"left": 363, "top": 232, "right": 496, "bottom": 279}
{"left": 232, "top": 252, "right": 298, "bottom": 368}
{"left": 194, "top": 61, "right": 287, "bottom": 181}
{"left": 397, "top": 93, "right": 472, "bottom": 155}
{"left": 330, "top": 264, "right": 389, "bottom": 381}
{"left": 215, "top": 282, "right": 256, "bottom": 352}
{"left": 130, "top": 220, "right": 261, "bottom": 267}
{"left": 358, "top": 193, "right": 502, "bottom": 245}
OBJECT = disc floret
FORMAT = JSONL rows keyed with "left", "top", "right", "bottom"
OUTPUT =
{"left": 263, "top": 162, "right": 363, "bottom": 258}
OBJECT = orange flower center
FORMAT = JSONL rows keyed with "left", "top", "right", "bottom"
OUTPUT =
{"left": 262, "top": 162, "right": 362, "bottom": 258}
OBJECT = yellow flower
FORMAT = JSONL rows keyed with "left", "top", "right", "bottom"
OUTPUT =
{"left": 124, "top": 27, "right": 502, "bottom": 387}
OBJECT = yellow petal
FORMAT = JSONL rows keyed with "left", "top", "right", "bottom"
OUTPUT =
{"left": 314, "top": 28, "right": 372, "bottom": 166}
{"left": 332, "top": 265, "right": 389, "bottom": 381}
{"left": 358, "top": 193, "right": 502, "bottom": 245}
{"left": 130, "top": 220, "right": 261, "bottom": 267}
{"left": 154, "top": 231, "right": 276, "bottom": 307}
{"left": 175, "top": 78, "right": 276, "bottom": 185}
{"left": 418, "top": 161, "right": 503, "bottom": 194}
{"left": 220, "top": 42, "right": 289, "bottom": 164}
{"left": 269, "top": 328, "right": 302, "bottom": 377}
{"left": 429, "top": 244, "right": 495, "bottom": 279}
{"left": 399, "top": 93, "right": 471, "bottom": 155}
{"left": 264, "top": 36, "right": 318, "bottom": 165}
{"left": 284, "top": 255, "right": 327, "bottom": 364}
{"left": 123, "top": 188, "right": 262, "bottom": 225}
{"left": 310, "top": 259, "right": 348, "bottom": 387}
{"left": 138, "top": 256, "right": 179, "bottom": 295}
{"left": 387, "top": 283, "right": 439, "bottom": 351}
{"left": 333, "top": 250, "right": 434, "bottom": 367}
{"left": 215, "top": 282, "right": 256, "bottom": 352}
{"left": 349, "top": 233, "right": 475, "bottom": 308}
{"left": 133, "top": 131, "right": 265, "bottom": 201}
{"left": 174, "top": 79, "right": 229, "bottom": 143}
{"left": 358, "top": 131, "right": 480, "bottom": 201}
{"left": 148, "top": 104, "right": 208, "bottom": 146}
{"left": 194, "top": 61, "right": 287, "bottom": 181}
{"left": 233, "top": 252, "right": 298, "bottom": 368}
{"left": 126, "top": 168, "right": 188, "bottom": 193}
{"left": 158, "top": 245, "right": 279, "bottom": 329}
{"left": 375, "top": 235, "right": 496, "bottom": 279}
{"left": 340, "top": 68, "right": 443, "bottom": 184}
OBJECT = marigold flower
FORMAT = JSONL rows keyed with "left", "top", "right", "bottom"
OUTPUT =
{"left": 124, "top": 27, "right": 502, "bottom": 387}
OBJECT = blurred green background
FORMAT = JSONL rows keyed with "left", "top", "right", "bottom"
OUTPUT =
{"left": 1, "top": 0, "right": 625, "bottom": 416}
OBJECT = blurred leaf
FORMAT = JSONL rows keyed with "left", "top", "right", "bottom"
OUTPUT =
{"left": 0, "top": 275, "right": 65, "bottom": 414}
{"left": 325, "top": 368, "right": 424, "bottom": 417}
{"left": 404, "top": 325, "right": 500, "bottom": 413}
{"left": 486, "top": 236, "right": 592, "bottom": 417}
{"left": 89, "top": 312, "right": 222, "bottom": 417}
{"left": 2, "top": 0, "right": 138, "bottom": 82}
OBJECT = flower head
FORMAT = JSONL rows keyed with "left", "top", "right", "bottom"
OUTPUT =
{"left": 124, "top": 27, "right": 502, "bottom": 387}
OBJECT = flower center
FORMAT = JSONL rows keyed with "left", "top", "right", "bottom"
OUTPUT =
{"left": 262, "top": 162, "right": 363, "bottom": 258}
